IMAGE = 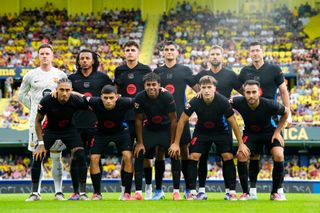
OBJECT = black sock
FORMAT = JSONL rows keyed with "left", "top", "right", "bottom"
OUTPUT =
{"left": 155, "top": 160, "right": 165, "bottom": 190}
{"left": 181, "top": 160, "right": 189, "bottom": 189}
{"left": 249, "top": 160, "right": 260, "bottom": 188}
{"left": 198, "top": 154, "right": 208, "bottom": 188}
{"left": 187, "top": 160, "right": 198, "bottom": 190}
{"left": 71, "top": 149, "right": 87, "bottom": 193}
{"left": 90, "top": 173, "right": 101, "bottom": 194}
{"left": 121, "top": 169, "right": 124, "bottom": 187}
{"left": 123, "top": 171, "right": 133, "bottom": 194}
{"left": 134, "top": 156, "right": 144, "bottom": 191}
{"left": 237, "top": 161, "right": 249, "bottom": 194}
{"left": 144, "top": 167, "right": 152, "bottom": 185}
{"left": 70, "top": 158, "right": 79, "bottom": 194}
{"left": 31, "top": 157, "right": 44, "bottom": 193}
{"left": 279, "top": 176, "right": 284, "bottom": 189}
{"left": 223, "top": 159, "right": 236, "bottom": 190}
{"left": 272, "top": 161, "right": 284, "bottom": 194}
{"left": 171, "top": 158, "right": 181, "bottom": 190}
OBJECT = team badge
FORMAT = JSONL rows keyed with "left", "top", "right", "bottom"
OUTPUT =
{"left": 128, "top": 73, "right": 134, "bottom": 79}
{"left": 83, "top": 82, "right": 90, "bottom": 88}
{"left": 167, "top": 73, "right": 173, "bottom": 79}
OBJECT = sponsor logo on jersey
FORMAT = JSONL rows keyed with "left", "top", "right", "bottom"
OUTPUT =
{"left": 84, "top": 92, "right": 92, "bottom": 97}
{"left": 165, "top": 84, "right": 175, "bottom": 94}
{"left": 59, "top": 119, "right": 70, "bottom": 128}
{"left": 104, "top": 120, "right": 116, "bottom": 128}
{"left": 126, "top": 84, "right": 137, "bottom": 95}
{"left": 152, "top": 116, "right": 163, "bottom": 124}
{"left": 250, "top": 124, "right": 262, "bottom": 132}
{"left": 204, "top": 121, "right": 215, "bottom": 129}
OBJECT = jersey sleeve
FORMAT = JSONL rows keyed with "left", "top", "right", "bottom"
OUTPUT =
{"left": 122, "top": 97, "right": 134, "bottom": 109}
{"left": 18, "top": 72, "right": 32, "bottom": 109}
{"left": 238, "top": 68, "right": 247, "bottom": 85}
{"left": 102, "top": 72, "right": 113, "bottom": 85}
{"left": 134, "top": 94, "right": 144, "bottom": 113}
{"left": 185, "top": 66, "right": 197, "bottom": 87}
{"left": 73, "top": 95, "right": 88, "bottom": 110}
{"left": 184, "top": 98, "right": 197, "bottom": 117}
{"left": 265, "top": 98, "right": 285, "bottom": 116}
{"left": 274, "top": 65, "right": 285, "bottom": 86}
{"left": 193, "top": 72, "right": 202, "bottom": 84}
{"left": 231, "top": 72, "right": 242, "bottom": 91}
{"left": 221, "top": 98, "right": 234, "bottom": 118}
{"left": 37, "top": 97, "right": 48, "bottom": 115}
{"left": 163, "top": 92, "right": 176, "bottom": 113}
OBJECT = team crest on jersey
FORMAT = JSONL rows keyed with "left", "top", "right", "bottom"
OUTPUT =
{"left": 83, "top": 82, "right": 90, "bottom": 88}
{"left": 128, "top": 73, "right": 135, "bottom": 79}
{"left": 167, "top": 73, "right": 173, "bottom": 79}
{"left": 53, "top": 77, "right": 58, "bottom": 83}
{"left": 134, "top": 102, "right": 140, "bottom": 109}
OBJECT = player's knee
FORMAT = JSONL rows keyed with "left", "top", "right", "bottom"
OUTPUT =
{"left": 72, "top": 147, "right": 85, "bottom": 161}
{"left": 122, "top": 151, "right": 132, "bottom": 164}
{"left": 250, "top": 154, "right": 260, "bottom": 160}
{"left": 221, "top": 152, "right": 233, "bottom": 161}
{"left": 271, "top": 147, "right": 284, "bottom": 162}
{"left": 180, "top": 144, "right": 189, "bottom": 160}
{"left": 189, "top": 153, "right": 200, "bottom": 161}
{"left": 237, "top": 152, "right": 248, "bottom": 162}
{"left": 144, "top": 159, "right": 152, "bottom": 167}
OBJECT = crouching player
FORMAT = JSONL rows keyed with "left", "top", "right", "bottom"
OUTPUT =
{"left": 29, "top": 78, "right": 89, "bottom": 201}
{"left": 231, "top": 80, "right": 289, "bottom": 201}
{"left": 79, "top": 85, "right": 134, "bottom": 200}
{"left": 169, "top": 75, "right": 246, "bottom": 200}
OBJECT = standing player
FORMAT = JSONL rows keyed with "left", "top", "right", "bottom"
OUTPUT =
{"left": 80, "top": 85, "right": 134, "bottom": 200}
{"left": 114, "top": 41, "right": 152, "bottom": 200}
{"left": 19, "top": 44, "right": 67, "bottom": 201}
{"left": 238, "top": 41, "right": 291, "bottom": 199}
{"left": 169, "top": 75, "right": 246, "bottom": 200}
{"left": 193, "top": 45, "right": 242, "bottom": 200}
{"left": 133, "top": 73, "right": 180, "bottom": 200}
{"left": 28, "top": 78, "right": 89, "bottom": 201}
{"left": 232, "top": 80, "right": 289, "bottom": 201}
{"left": 154, "top": 41, "right": 199, "bottom": 200}
{"left": 68, "top": 49, "right": 112, "bottom": 200}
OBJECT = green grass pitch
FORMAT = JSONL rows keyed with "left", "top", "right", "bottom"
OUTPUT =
{"left": 1, "top": 193, "right": 320, "bottom": 213}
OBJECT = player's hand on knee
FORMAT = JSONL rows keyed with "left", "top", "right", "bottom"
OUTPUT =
{"left": 33, "top": 144, "right": 46, "bottom": 161}
{"left": 237, "top": 143, "right": 250, "bottom": 159}
{"left": 134, "top": 143, "right": 145, "bottom": 158}
{"left": 168, "top": 143, "right": 180, "bottom": 159}
{"left": 272, "top": 132, "right": 284, "bottom": 146}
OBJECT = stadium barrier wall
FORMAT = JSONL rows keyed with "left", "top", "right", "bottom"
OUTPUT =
{"left": 0, "top": 180, "right": 319, "bottom": 194}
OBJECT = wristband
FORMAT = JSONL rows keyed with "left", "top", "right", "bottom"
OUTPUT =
{"left": 38, "top": 140, "right": 44, "bottom": 145}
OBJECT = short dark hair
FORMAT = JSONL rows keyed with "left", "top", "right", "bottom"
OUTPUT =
{"left": 75, "top": 49, "right": 100, "bottom": 72}
{"left": 101, "top": 85, "right": 117, "bottom": 94}
{"left": 123, "top": 40, "right": 140, "bottom": 49}
{"left": 243, "top": 80, "right": 260, "bottom": 88}
{"left": 143, "top": 72, "right": 161, "bottom": 83}
{"left": 199, "top": 75, "right": 217, "bottom": 86}
{"left": 38, "top": 44, "right": 53, "bottom": 52}
{"left": 57, "top": 78, "right": 72, "bottom": 87}
{"left": 249, "top": 41, "right": 262, "bottom": 47}
{"left": 162, "top": 40, "right": 179, "bottom": 50}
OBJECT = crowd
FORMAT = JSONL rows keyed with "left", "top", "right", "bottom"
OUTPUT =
{"left": 1, "top": 154, "right": 320, "bottom": 180}
{"left": 0, "top": 2, "right": 145, "bottom": 77}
